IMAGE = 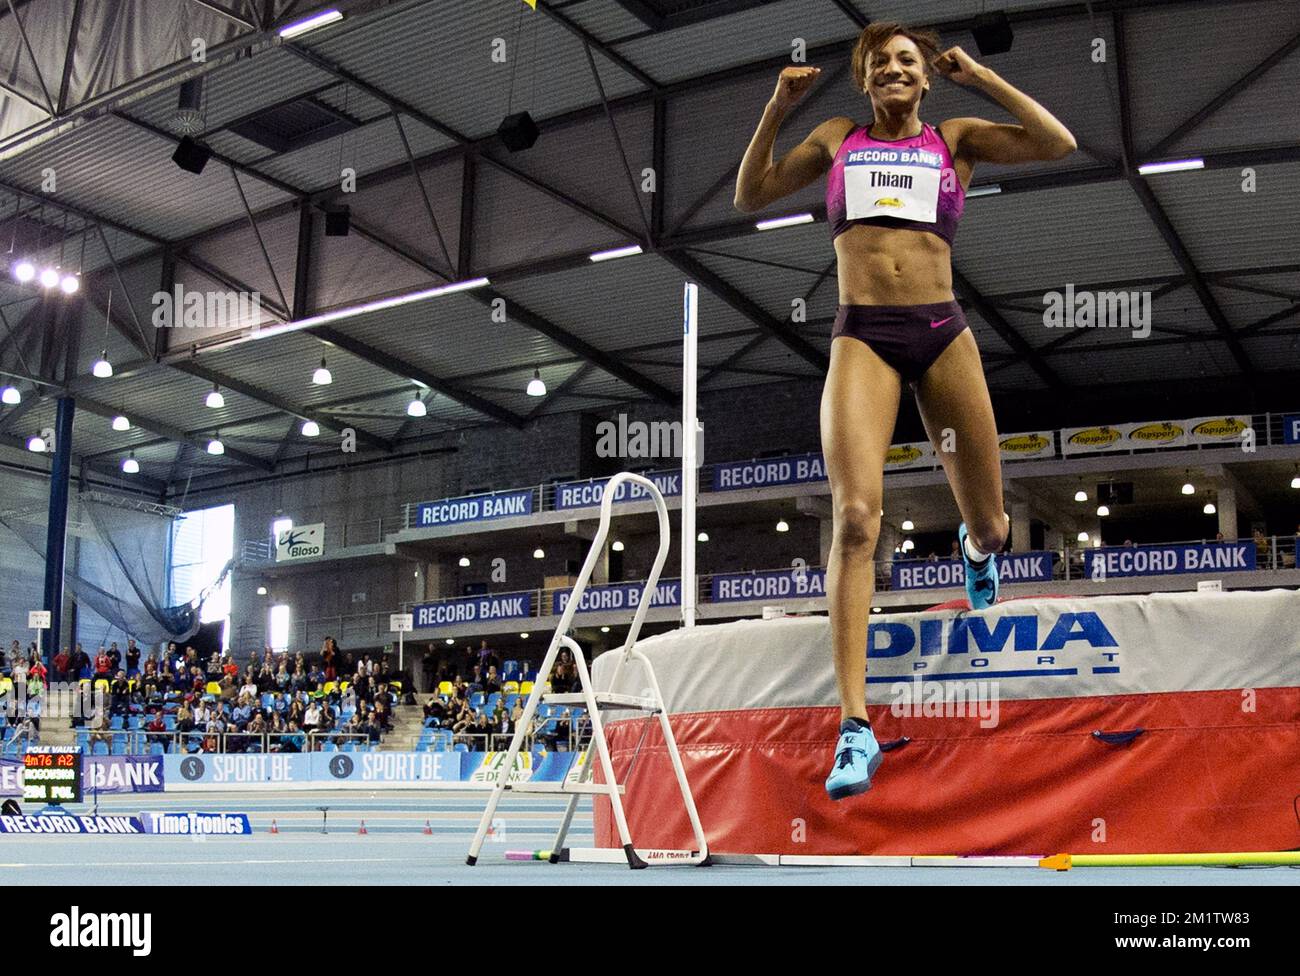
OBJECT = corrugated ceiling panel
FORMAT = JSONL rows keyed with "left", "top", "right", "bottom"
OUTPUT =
{"left": 1168, "top": 51, "right": 1300, "bottom": 156}
{"left": 326, "top": 289, "right": 565, "bottom": 382}
{"left": 254, "top": 113, "right": 457, "bottom": 193}
{"left": 484, "top": 103, "right": 655, "bottom": 239}
{"left": 1127, "top": 0, "right": 1300, "bottom": 156}
{"left": 564, "top": 0, "right": 652, "bottom": 39}
{"left": 1146, "top": 162, "right": 1300, "bottom": 274}
{"left": 686, "top": 222, "right": 838, "bottom": 321}
{"left": 474, "top": 158, "right": 619, "bottom": 268}
{"left": 122, "top": 47, "right": 337, "bottom": 134}
{"left": 305, "top": 0, "right": 645, "bottom": 142}
{"left": 617, "top": 1, "right": 848, "bottom": 84}
{"left": 0, "top": 115, "right": 294, "bottom": 241}
{"left": 1243, "top": 333, "right": 1300, "bottom": 370}
{"left": 956, "top": 180, "right": 1181, "bottom": 294}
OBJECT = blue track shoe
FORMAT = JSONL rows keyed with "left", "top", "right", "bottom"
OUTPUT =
{"left": 825, "top": 721, "right": 883, "bottom": 800}
{"left": 958, "top": 522, "right": 999, "bottom": 610}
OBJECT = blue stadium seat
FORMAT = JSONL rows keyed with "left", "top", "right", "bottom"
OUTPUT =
{"left": 149, "top": 743, "right": 165, "bottom": 755}
{"left": 109, "top": 715, "right": 124, "bottom": 730}
{"left": 76, "top": 732, "right": 90, "bottom": 751}
{"left": 322, "top": 742, "right": 338, "bottom": 752}
{"left": 453, "top": 742, "right": 469, "bottom": 753}
{"left": 503, "top": 659, "right": 520, "bottom": 681}
{"left": 469, "top": 692, "right": 484, "bottom": 708}
{"left": 93, "top": 741, "right": 109, "bottom": 755}
{"left": 164, "top": 716, "right": 176, "bottom": 731}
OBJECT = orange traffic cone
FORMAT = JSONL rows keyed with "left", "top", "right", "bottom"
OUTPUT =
{"left": 357, "top": 820, "right": 368, "bottom": 835}
{"left": 269, "top": 819, "right": 279, "bottom": 834}
{"left": 422, "top": 820, "right": 433, "bottom": 835}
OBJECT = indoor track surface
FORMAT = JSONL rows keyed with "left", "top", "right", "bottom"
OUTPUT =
{"left": 1, "top": 791, "right": 1296, "bottom": 886}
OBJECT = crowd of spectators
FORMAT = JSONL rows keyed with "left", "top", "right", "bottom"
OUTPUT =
{"left": 421, "top": 646, "right": 582, "bottom": 752}
{"left": 2, "top": 635, "right": 404, "bottom": 754}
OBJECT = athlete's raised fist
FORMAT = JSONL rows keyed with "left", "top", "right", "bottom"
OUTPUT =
{"left": 934, "top": 46, "right": 986, "bottom": 86}
{"left": 771, "top": 66, "right": 822, "bottom": 111}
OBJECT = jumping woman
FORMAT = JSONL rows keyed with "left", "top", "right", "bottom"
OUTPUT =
{"left": 734, "top": 22, "right": 1076, "bottom": 800}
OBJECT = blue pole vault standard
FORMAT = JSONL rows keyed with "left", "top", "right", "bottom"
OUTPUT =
{"left": 41, "top": 395, "right": 76, "bottom": 666}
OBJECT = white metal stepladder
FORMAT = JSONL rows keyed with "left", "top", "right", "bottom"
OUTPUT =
{"left": 465, "top": 472, "right": 710, "bottom": 869}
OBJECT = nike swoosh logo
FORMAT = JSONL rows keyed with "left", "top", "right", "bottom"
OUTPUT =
{"left": 930, "top": 316, "right": 955, "bottom": 329}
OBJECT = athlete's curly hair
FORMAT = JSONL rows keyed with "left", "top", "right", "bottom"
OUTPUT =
{"left": 851, "top": 22, "right": 942, "bottom": 101}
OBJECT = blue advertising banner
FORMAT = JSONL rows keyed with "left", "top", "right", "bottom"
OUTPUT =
{"left": 413, "top": 591, "right": 532, "bottom": 628}
{"left": 414, "top": 489, "right": 533, "bottom": 528}
{"left": 553, "top": 471, "right": 681, "bottom": 510}
{"left": 710, "top": 568, "right": 827, "bottom": 603}
{"left": 552, "top": 579, "right": 681, "bottom": 615}
{"left": 0, "top": 814, "right": 143, "bottom": 834}
{"left": 891, "top": 551, "right": 1056, "bottom": 590}
{"left": 138, "top": 812, "right": 252, "bottom": 835}
{"left": 1283, "top": 413, "right": 1300, "bottom": 445}
{"left": 1081, "top": 541, "right": 1255, "bottom": 579}
{"left": 162, "top": 751, "right": 577, "bottom": 787}
{"left": 712, "top": 452, "right": 827, "bottom": 492}
{"left": 0, "top": 755, "right": 163, "bottom": 797}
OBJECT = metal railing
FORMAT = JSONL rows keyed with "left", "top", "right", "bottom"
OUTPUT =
{"left": 78, "top": 728, "right": 374, "bottom": 754}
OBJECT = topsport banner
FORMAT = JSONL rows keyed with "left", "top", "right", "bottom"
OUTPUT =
{"left": 884, "top": 441, "right": 935, "bottom": 471}
{"left": 0, "top": 755, "right": 163, "bottom": 797}
{"left": 413, "top": 488, "right": 534, "bottom": 528}
{"left": 1061, "top": 416, "right": 1250, "bottom": 455}
{"left": 997, "top": 431, "right": 1055, "bottom": 460}
{"left": 1081, "top": 541, "right": 1256, "bottom": 579}
{"left": 553, "top": 471, "right": 681, "bottom": 510}
{"left": 891, "top": 551, "right": 1055, "bottom": 590}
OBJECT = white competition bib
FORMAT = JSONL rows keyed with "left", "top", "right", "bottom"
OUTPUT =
{"left": 843, "top": 145, "right": 943, "bottom": 224}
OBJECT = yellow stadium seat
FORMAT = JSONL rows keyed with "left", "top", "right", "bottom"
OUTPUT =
{"left": 390, "top": 680, "right": 403, "bottom": 693}
{"left": 205, "top": 682, "right": 221, "bottom": 696}
{"left": 94, "top": 679, "right": 110, "bottom": 693}
{"left": 0, "top": 678, "right": 12, "bottom": 696}
{"left": 503, "top": 681, "right": 519, "bottom": 694}
{"left": 519, "top": 681, "right": 533, "bottom": 695}
{"left": 437, "top": 681, "right": 453, "bottom": 695}
{"left": 339, "top": 681, "right": 350, "bottom": 693}
{"left": 323, "top": 681, "right": 337, "bottom": 695}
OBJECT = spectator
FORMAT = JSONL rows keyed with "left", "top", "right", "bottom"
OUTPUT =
{"left": 125, "top": 639, "right": 140, "bottom": 676}
{"left": 89, "top": 709, "right": 113, "bottom": 749}
{"left": 219, "top": 674, "right": 238, "bottom": 703}
{"left": 52, "top": 647, "right": 70, "bottom": 684}
{"left": 483, "top": 666, "right": 501, "bottom": 695}
{"left": 1253, "top": 528, "right": 1270, "bottom": 565}
{"left": 109, "top": 671, "right": 131, "bottom": 716}
{"left": 144, "top": 710, "right": 167, "bottom": 748}
{"left": 321, "top": 637, "right": 340, "bottom": 682}
{"left": 93, "top": 647, "right": 112, "bottom": 680}
{"left": 240, "top": 672, "right": 259, "bottom": 700}
{"left": 303, "top": 700, "right": 321, "bottom": 737}
{"left": 107, "top": 642, "right": 122, "bottom": 673}
{"left": 176, "top": 701, "right": 195, "bottom": 734}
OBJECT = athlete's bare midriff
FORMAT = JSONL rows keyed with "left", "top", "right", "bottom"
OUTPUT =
{"left": 833, "top": 225, "right": 955, "bottom": 305}
{"left": 827, "top": 119, "right": 967, "bottom": 307}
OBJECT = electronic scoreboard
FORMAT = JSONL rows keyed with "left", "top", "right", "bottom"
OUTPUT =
{"left": 21, "top": 746, "right": 82, "bottom": 804}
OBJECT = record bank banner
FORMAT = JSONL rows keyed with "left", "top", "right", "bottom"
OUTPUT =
{"left": 0, "top": 755, "right": 163, "bottom": 797}
{"left": 1081, "top": 541, "right": 1255, "bottom": 579}
{"left": 553, "top": 579, "right": 681, "bottom": 614}
{"left": 413, "top": 591, "right": 532, "bottom": 627}
{"left": 413, "top": 489, "right": 534, "bottom": 527}
{"left": 711, "top": 568, "right": 827, "bottom": 603}
{"left": 553, "top": 471, "right": 681, "bottom": 510}
{"left": 712, "top": 453, "right": 827, "bottom": 491}
{"left": 891, "top": 551, "right": 1056, "bottom": 590}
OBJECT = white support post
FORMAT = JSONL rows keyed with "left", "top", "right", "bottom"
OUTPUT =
{"left": 681, "top": 282, "right": 698, "bottom": 629}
